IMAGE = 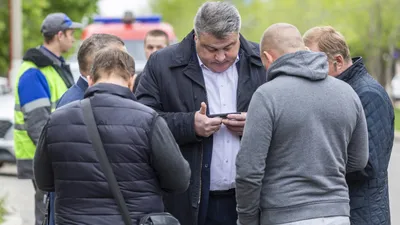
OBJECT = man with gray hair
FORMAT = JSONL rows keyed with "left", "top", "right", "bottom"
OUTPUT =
{"left": 135, "top": 1, "right": 266, "bottom": 225}
{"left": 236, "top": 23, "right": 369, "bottom": 225}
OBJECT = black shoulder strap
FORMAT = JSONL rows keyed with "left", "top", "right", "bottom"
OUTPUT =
{"left": 81, "top": 98, "right": 133, "bottom": 225}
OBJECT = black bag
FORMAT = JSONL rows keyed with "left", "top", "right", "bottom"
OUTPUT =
{"left": 81, "top": 98, "right": 180, "bottom": 225}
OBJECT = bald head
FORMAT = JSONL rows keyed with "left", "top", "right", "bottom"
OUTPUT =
{"left": 261, "top": 23, "right": 306, "bottom": 57}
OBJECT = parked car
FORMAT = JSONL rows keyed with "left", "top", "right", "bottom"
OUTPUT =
{"left": 0, "top": 92, "right": 15, "bottom": 167}
{"left": 0, "top": 77, "right": 11, "bottom": 95}
{"left": 391, "top": 74, "right": 400, "bottom": 100}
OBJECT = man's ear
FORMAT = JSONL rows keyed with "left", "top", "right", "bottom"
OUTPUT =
{"left": 334, "top": 54, "right": 345, "bottom": 71}
{"left": 87, "top": 75, "right": 94, "bottom": 87}
{"left": 56, "top": 31, "right": 64, "bottom": 40}
{"left": 265, "top": 51, "right": 274, "bottom": 64}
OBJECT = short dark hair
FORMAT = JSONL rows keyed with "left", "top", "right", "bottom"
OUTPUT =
{"left": 144, "top": 29, "right": 169, "bottom": 45}
{"left": 90, "top": 48, "right": 135, "bottom": 83}
{"left": 43, "top": 30, "right": 68, "bottom": 44}
{"left": 78, "top": 34, "right": 125, "bottom": 74}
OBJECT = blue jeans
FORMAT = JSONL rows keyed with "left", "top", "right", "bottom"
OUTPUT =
{"left": 48, "top": 192, "right": 55, "bottom": 225}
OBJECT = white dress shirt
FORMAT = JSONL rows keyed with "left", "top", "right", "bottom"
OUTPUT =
{"left": 198, "top": 56, "right": 241, "bottom": 191}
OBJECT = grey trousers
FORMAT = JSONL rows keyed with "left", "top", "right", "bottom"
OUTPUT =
{"left": 32, "top": 180, "right": 46, "bottom": 225}
{"left": 279, "top": 216, "right": 350, "bottom": 225}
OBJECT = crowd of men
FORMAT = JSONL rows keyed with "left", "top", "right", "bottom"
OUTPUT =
{"left": 13, "top": 1, "right": 394, "bottom": 225}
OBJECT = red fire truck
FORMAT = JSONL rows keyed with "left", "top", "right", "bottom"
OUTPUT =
{"left": 68, "top": 12, "right": 177, "bottom": 81}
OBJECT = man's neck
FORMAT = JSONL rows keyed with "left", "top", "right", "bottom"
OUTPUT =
{"left": 346, "top": 60, "right": 353, "bottom": 68}
{"left": 94, "top": 77, "right": 129, "bottom": 89}
{"left": 341, "top": 61, "right": 353, "bottom": 74}
{"left": 42, "top": 43, "right": 62, "bottom": 57}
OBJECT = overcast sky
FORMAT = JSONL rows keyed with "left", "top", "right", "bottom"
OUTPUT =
{"left": 97, "top": 0, "right": 152, "bottom": 17}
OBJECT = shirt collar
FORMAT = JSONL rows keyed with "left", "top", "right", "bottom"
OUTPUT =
{"left": 80, "top": 75, "right": 88, "bottom": 82}
{"left": 84, "top": 83, "right": 136, "bottom": 101}
{"left": 40, "top": 45, "right": 65, "bottom": 63}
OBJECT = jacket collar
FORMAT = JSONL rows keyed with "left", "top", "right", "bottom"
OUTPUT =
{"left": 169, "top": 30, "right": 262, "bottom": 68}
{"left": 337, "top": 57, "right": 367, "bottom": 82}
{"left": 76, "top": 76, "right": 89, "bottom": 92}
{"left": 38, "top": 46, "right": 65, "bottom": 67}
{"left": 23, "top": 48, "right": 54, "bottom": 67}
{"left": 84, "top": 83, "right": 136, "bottom": 101}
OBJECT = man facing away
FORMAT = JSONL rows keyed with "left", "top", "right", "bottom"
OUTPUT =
{"left": 57, "top": 33, "right": 126, "bottom": 107}
{"left": 132, "top": 29, "right": 169, "bottom": 93}
{"left": 43, "top": 33, "right": 126, "bottom": 225}
{"left": 13, "top": 12, "right": 82, "bottom": 225}
{"left": 236, "top": 23, "right": 369, "bottom": 225}
{"left": 303, "top": 26, "right": 395, "bottom": 225}
{"left": 34, "top": 47, "right": 190, "bottom": 225}
{"left": 135, "top": 2, "right": 266, "bottom": 225}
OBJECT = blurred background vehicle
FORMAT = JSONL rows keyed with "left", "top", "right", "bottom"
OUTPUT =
{"left": 0, "top": 78, "right": 15, "bottom": 168}
{"left": 391, "top": 74, "right": 400, "bottom": 101}
{"left": 67, "top": 12, "right": 177, "bottom": 81}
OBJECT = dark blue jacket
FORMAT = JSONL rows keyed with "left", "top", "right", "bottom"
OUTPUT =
{"left": 339, "top": 57, "right": 394, "bottom": 225}
{"left": 57, "top": 76, "right": 88, "bottom": 108}
{"left": 135, "top": 30, "right": 266, "bottom": 225}
{"left": 44, "top": 76, "right": 89, "bottom": 225}
{"left": 36, "top": 84, "right": 165, "bottom": 225}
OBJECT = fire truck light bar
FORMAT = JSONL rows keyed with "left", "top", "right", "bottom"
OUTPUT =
{"left": 93, "top": 16, "right": 162, "bottom": 24}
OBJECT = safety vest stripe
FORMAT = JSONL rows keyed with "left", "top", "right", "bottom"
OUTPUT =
{"left": 14, "top": 124, "right": 25, "bottom": 131}
{"left": 21, "top": 98, "right": 51, "bottom": 113}
{"left": 15, "top": 101, "right": 58, "bottom": 112}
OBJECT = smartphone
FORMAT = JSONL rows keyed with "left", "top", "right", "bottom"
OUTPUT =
{"left": 208, "top": 112, "right": 241, "bottom": 118}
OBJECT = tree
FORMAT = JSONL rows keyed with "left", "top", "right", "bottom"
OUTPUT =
{"left": 0, "top": 0, "right": 98, "bottom": 76}
{"left": 150, "top": 0, "right": 204, "bottom": 40}
{"left": 150, "top": 0, "right": 400, "bottom": 91}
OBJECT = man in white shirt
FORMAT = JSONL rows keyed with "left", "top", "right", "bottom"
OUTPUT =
{"left": 135, "top": 2, "right": 266, "bottom": 225}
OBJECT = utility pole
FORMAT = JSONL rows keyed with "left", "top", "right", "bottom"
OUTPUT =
{"left": 8, "top": 0, "right": 23, "bottom": 91}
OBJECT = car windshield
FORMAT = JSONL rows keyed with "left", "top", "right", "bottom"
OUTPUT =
{"left": 68, "top": 40, "right": 146, "bottom": 62}
{"left": 124, "top": 40, "right": 146, "bottom": 61}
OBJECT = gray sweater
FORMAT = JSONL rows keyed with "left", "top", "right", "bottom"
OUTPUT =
{"left": 235, "top": 51, "right": 369, "bottom": 225}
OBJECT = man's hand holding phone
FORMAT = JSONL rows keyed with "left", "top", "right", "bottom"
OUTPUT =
{"left": 194, "top": 102, "right": 246, "bottom": 137}
{"left": 222, "top": 112, "right": 247, "bottom": 136}
{"left": 194, "top": 102, "right": 223, "bottom": 137}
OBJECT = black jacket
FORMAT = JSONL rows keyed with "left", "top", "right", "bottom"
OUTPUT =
{"left": 34, "top": 83, "right": 190, "bottom": 225}
{"left": 135, "top": 30, "right": 266, "bottom": 225}
{"left": 339, "top": 57, "right": 394, "bottom": 225}
{"left": 132, "top": 72, "right": 142, "bottom": 94}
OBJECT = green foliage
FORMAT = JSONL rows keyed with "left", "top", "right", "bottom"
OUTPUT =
{"left": 0, "top": 0, "right": 99, "bottom": 76}
{"left": 0, "top": 0, "right": 10, "bottom": 77}
{"left": 151, "top": 0, "right": 400, "bottom": 87}
{"left": 150, "top": 0, "right": 204, "bottom": 39}
{"left": 395, "top": 108, "right": 400, "bottom": 131}
{"left": 0, "top": 196, "right": 6, "bottom": 223}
